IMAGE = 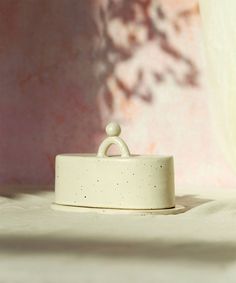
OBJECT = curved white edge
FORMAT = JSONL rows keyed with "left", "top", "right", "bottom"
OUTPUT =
{"left": 51, "top": 203, "right": 187, "bottom": 215}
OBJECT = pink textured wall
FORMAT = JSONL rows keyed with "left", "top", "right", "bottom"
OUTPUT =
{"left": 0, "top": 0, "right": 236, "bottom": 188}
{"left": 0, "top": 0, "right": 104, "bottom": 185}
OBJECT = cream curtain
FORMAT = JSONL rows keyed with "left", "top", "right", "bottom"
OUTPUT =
{"left": 200, "top": 0, "right": 236, "bottom": 168}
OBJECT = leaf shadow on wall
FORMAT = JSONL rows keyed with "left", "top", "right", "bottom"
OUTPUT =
{"left": 98, "top": 0, "right": 200, "bottom": 110}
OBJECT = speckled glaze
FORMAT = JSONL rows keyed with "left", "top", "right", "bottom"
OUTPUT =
{"left": 54, "top": 122, "right": 175, "bottom": 210}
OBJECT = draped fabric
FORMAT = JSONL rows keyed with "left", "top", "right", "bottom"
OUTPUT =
{"left": 200, "top": 0, "right": 236, "bottom": 169}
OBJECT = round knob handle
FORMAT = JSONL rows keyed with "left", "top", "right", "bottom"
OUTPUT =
{"left": 106, "top": 122, "right": 121, "bottom": 137}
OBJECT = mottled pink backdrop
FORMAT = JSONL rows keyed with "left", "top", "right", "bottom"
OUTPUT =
{"left": 0, "top": 0, "right": 235, "bottom": 189}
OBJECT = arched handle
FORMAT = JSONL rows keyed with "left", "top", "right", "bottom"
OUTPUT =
{"left": 97, "top": 122, "right": 130, "bottom": 158}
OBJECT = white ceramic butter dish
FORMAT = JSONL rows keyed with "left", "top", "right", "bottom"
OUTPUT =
{"left": 52, "top": 122, "right": 185, "bottom": 214}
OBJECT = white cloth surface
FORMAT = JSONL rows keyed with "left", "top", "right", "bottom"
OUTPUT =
{"left": 0, "top": 186, "right": 236, "bottom": 283}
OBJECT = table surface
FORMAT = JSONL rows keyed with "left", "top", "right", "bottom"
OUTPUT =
{"left": 0, "top": 186, "right": 236, "bottom": 283}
